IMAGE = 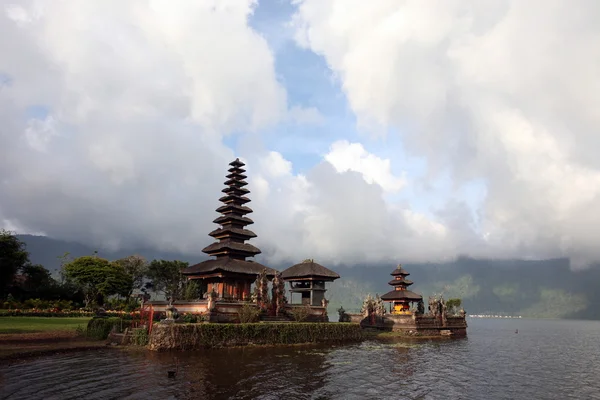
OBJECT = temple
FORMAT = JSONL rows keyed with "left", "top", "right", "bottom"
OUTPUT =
{"left": 141, "top": 158, "right": 466, "bottom": 336}
{"left": 339, "top": 263, "right": 468, "bottom": 336}
{"left": 282, "top": 259, "right": 340, "bottom": 306}
{"left": 182, "top": 158, "right": 277, "bottom": 300}
{"left": 381, "top": 265, "right": 422, "bottom": 314}
{"left": 146, "top": 159, "right": 331, "bottom": 323}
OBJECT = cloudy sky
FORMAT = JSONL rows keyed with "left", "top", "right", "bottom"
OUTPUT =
{"left": 1, "top": 0, "right": 599, "bottom": 269}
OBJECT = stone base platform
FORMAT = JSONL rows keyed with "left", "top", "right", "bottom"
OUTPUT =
{"left": 345, "top": 313, "right": 467, "bottom": 337}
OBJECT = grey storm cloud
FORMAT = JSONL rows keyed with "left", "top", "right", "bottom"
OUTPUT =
{"left": 1, "top": 0, "right": 600, "bottom": 269}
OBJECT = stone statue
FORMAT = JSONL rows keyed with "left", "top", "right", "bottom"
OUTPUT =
{"left": 164, "top": 299, "right": 179, "bottom": 323}
{"left": 440, "top": 296, "right": 447, "bottom": 327}
{"left": 321, "top": 297, "right": 329, "bottom": 318}
{"left": 361, "top": 294, "right": 375, "bottom": 318}
{"left": 417, "top": 300, "right": 425, "bottom": 315}
{"left": 337, "top": 306, "right": 352, "bottom": 322}
{"left": 374, "top": 295, "right": 386, "bottom": 317}
{"left": 206, "top": 290, "right": 217, "bottom": 311}
{"left": 271, "top": 272, "right": 287, "bottom": 316}
{"left": 428, "top": 296, "right": 438, "bottom": 317}
{"left": 253, "top": 268, "right": 270, "bottom": 311}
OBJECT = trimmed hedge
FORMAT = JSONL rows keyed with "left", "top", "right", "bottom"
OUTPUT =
{"left": 0, "top": 310, "right": 144, "bottom": 319}
{"left": 86, "top": 317, "right": 133, "bottom": 340}
{"left": 1, "top": 310, "right": 95, "bottom": 317}
{"left": 148, "top": 322, "right": 363, "bottom": 350}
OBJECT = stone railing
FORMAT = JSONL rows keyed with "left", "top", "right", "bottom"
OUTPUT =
{"left": 148, "top": 300, "right": 208, "bottom": 314}
{"left": 147, "top": 301, "right": 332, "bottom": 323}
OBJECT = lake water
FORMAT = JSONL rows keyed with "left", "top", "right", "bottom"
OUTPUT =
{"left": 2, "top": 318, "right": 600, "bottom": 400}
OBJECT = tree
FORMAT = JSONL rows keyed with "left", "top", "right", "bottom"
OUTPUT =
{"left": 114, "top": 255, "right": 148, "bottom": 297}
{"left": 62, "top": 255, "right": 133, "bottom": 307}
{"left": 446, "top": 298, "right": 462, "bottom": 315}
{"left": 21, "top": 264, "right": 53, "bottom": 289}
{"left": 0, "top": 230, "right": 30, "bottom": 299}
{"left": 183, "top": 280, "right": 202, "bottom": 300}
{"left": 57, "top": 252, "right": 73, "bottom": 281}
{"left": 17, "top": 264, "right": 55, "bottom": 299}
{"left": 145, "top": 260, "right": 189, "bottom": 301}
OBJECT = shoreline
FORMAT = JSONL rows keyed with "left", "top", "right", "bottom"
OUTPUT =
{"left": 0, "top": 332, "right": 464, "bottom": 362}
{"left": 0, "top": 330, "right": 108, "bottom": 364}
{"left": 0, "top": 322, "right": 468, "bottom": 362}
{"left": 0, "top": 343, "right": 112, "bottom": 364}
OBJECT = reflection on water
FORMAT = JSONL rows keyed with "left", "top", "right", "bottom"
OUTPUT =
{"left": 2, "top": 319, "right": 600, "bottom": 400}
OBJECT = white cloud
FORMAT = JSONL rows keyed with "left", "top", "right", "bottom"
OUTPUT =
{"left": 292, "top": 0, "right": 600, "bottom": 268}
{"left": 0, "top": 0, "right": 286, "bottom": 253}
{"left": 287, "top": 105, "right": 325, "bottom": 125}
{"left": 245, "top": 150, "right": 458, "bottom": 265}
{"left": 325, "top": 140, "right": 405, "bottom": 193}
{"left": 259, "top": 151, "right": 293, "bottom": 179}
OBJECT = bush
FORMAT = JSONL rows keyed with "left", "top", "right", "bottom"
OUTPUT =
{"left": 446, "top": 298, "right": 462, "bottom": 315}
{"left": 0, "top": 309, "right": 94, "bottom": 317}
{"left": 104, "top": 298, "right": 141, "bottom": 312}
{"left": 148, "top": 322, "right": 363, "bottom": 350}
{"left": 132, "top": 328, "right": 149, "bottom": 346}
{"left": 0, "top": 309, "right": 144, "bottom": 318}
{"left": 24, "top": 298, "right": 50, "bottom": 309}
{"left": 54, "top": 300, "right": 74, "bottom": 310}
{"left": 181, "top": 313, "right": 200, "bottom": 323}
{"left": 75, "top": 324, "right": 86, "bottom": 337}
{"left": 288, "top": 305, "right": 311, "bottom": 322}
{"left": 238, "top": 304, "right": 261, "bottom": 323}
{"left": 86, "top": 317, "right": 133, "bottom": 340}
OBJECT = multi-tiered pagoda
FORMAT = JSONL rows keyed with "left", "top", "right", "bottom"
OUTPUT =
{"left": 381, "top": 264, "right": 423, "bottom": 314}
{"left": 183, "top": 158, "right": 276, "bottom": 300}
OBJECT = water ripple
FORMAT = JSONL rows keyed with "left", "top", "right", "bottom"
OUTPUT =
{"left": 2, "top": 319, "right": 600, "bottom": 400}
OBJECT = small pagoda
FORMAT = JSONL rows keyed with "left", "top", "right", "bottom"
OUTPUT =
{"left": 281, "top": 259, "right": 340, "bottom": 306}
{"left": 380, "top": 264, "right": 422, "bottom": 314}
{"left": 182, "top": 158, "right": 277, "bottom": 300}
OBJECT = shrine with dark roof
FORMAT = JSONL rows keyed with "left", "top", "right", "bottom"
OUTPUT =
{"left": 338, "top": 263, "right": 468, "bottom": 336}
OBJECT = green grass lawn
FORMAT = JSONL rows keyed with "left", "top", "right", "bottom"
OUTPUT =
{"left": 0, "top": 317, "right": 92, "bottom": 334}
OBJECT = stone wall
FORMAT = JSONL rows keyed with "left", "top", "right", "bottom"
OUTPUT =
{"left": 147, "top": 322, "right": 363, "bottom": 351}
{"left": 149, "top": 301, "right": 331, "bottom": 323}
{"left": 148, "top": 300, "right": 208, "bottom": 314}
{"left": 284, "top": 304, "right": 328, "bottom": 322}
{"left": 345, "top": 313, "right": 365, "bottom": 324}
{"left": 149, "top": 301, "right": 249, "bottom": 323}
{"left": 352, "top": 312, "right": 468, "bottom": 336}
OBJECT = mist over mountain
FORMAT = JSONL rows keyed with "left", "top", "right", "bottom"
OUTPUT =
{"left": 19, "top": 234, "right": 600, "bottom": 320}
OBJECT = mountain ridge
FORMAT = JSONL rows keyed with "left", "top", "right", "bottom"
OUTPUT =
{"left": 17, "top": 234, "right": 600, "bottom": 319}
